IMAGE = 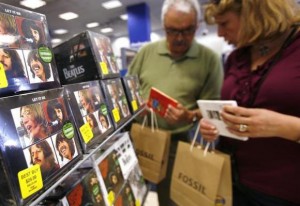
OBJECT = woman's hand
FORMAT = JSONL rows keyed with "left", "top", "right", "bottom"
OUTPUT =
{"left": 199, "top": 118, "right": 219, "bottom": 142}
{"left": 221, "top": 105, "right": 300, "bottom": 141}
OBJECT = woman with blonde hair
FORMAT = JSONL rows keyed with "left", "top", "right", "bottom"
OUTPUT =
{"left": 200, "top": 0, "right": 300, "bottom": 205}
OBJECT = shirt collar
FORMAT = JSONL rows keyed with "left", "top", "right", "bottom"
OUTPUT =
{"left": 157, "top": 39, "right": 199, "bottom": 59}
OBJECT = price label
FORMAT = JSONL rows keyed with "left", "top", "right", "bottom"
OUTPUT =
{"left": 112, "top": 108, "right": 120, "bottom": 122}
{"left": 131, "top": 100, "right": 138, "bottom": 111}
{"left": 136, "top": 200, "right": 141, "bottom": 206}
{"left": 0, "top": 63, "right": 8, "bottom": 88}
{"left": 80, "top": 123, "right": 94, "bottom": 143}
{"left": 100, "top": 62, "right": 109, "bottom": 74}
{"left": 18, "top": 165, "right": 43, "bottom": 199}
{"left": 107, "top": 191, "right": 115, "bottom": 206}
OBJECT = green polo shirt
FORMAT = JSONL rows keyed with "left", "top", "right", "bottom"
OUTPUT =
{"left": 128, "top": 39, "right": 223, "bottom": 133}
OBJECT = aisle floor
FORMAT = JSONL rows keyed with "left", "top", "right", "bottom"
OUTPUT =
{"left": 144, "top": 191, "right": 159, "bottom": 206}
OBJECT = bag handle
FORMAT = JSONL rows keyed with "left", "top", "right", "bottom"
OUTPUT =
{"left": 141, "top": 108, "right": 159, "bottom": 132}
{"left": 190, "top": 121, "right": 215, "bottom": 156}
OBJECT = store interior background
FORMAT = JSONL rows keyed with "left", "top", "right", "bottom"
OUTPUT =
{"left": 1, "top": 0, "right": 236, "bottom": 71}
{"left": 2, "top": 1, "right": 299, "bottom": 205}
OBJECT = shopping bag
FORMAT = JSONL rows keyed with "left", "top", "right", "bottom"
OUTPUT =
{"left": 171, "top": 122, "right": 232, "bottom": 206}
{"left": 130, "top": 109, "right": 171, "bottom": 184}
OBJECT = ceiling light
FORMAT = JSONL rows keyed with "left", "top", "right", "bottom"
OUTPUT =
{"left": 51, "top": 38, "right": 62, "bottom": 46}
{"left": 120, "top": 14, "right": 128, "bottom": 20}
{"left": 102, "top": 0, "right": 122, "bottom": 9}
{"left": 101, "top": 27, "right": 113, "bottom": 33}
{"left": 51, "top": 38, "right": 62, "bottom": 43}
{"left": 53, "top": 29, "right": 68, "bottom": 35}
{"left": 86, "top": 22, "right": 99, "bottom": 28}
{"left": 20, "top": 0, "right": 46, "bottom": 9}
{"left": 59, "top": 12, "right": 79, "bottom": 20}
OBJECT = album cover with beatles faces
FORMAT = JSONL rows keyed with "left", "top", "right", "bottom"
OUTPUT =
{"left": 0, "top": 3, "right": 60, "bottom": 98}
{"left": 64, "top": 168, "right": 106, "bottom": 206}
{"left": 126, "top": 163, "right": 148, "bottom": 206}
{"left": 0, "top": 87, "right": 82, "bottom": 205}
{"left": 63, "top": 80, "right": 114, "bottom": 153}
{"left": 93, "top": 132, "right": 140, "bottom": 206}
{"left": 122, "top": 75, "right": 145, "bottom": 114}
{"left": 101, "top": 78, "right": 131, "bottom": 129}
{"left": 88, "top": 30, "right": 120, "bottom": 78}
{"left": 54, "top": 30, "right": 120, "bottom": 86}
{"left": 114, "top": 137, "right": 147, "bottom": 206}
{"left": 43, "top": 167, "right": 106, "bottom": 205}
{"left": 95, "top": 148, "right": 125, "bottom": 206}
{"left": 114, "top": 182, "right": 136, "bottom": 206}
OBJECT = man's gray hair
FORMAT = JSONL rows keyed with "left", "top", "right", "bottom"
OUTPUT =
{"left": 161, "top": 0, "right": 201, "bottom": 23}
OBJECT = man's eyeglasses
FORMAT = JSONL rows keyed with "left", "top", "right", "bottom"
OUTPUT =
{"left": 165, "top": 26, "right": 196, "bottom": 36}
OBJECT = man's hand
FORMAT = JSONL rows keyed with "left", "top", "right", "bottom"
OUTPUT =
{"left": 164, "top": 103, "right": 201, "bottom": 125}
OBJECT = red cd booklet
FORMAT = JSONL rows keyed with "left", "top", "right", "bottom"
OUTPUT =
{"left": 147, "top": 87, "right": 178, "bottom": 117}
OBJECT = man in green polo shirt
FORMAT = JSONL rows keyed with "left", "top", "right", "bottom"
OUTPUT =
{"left": 128, "top": 0, "right": 223, "bottom": 205}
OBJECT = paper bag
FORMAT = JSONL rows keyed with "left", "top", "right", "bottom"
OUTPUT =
{"left": 130, "top": 122, "right": 171, "bottom": 183}
{"left": 171, "top": 141, "right": 232, "bottom": 206}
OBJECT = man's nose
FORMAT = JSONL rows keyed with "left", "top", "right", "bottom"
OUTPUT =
{"left": 175, "top": 32, "right": 184, "bottom": 41}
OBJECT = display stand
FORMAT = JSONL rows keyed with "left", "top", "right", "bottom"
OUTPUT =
{"left": 28, "top": 108, "right": 144, "bottom": 206}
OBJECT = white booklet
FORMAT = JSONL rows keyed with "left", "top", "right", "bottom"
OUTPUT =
{"left": 197, "top": 100, "right": 248, "bottom": 141}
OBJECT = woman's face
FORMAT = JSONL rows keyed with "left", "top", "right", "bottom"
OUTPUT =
{"left": 0, "top": 49, "right": 12, "bottom": 71}
{"left": 21, "top": 106, "right": 45, "bottom": 139}
{"left": 30, "top": 27, "right": 40, "bottom": 43}
{"left": 215, "top": 11, "right": 241, "bottom": 46}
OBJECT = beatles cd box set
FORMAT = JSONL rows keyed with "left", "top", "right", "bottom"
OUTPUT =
{"left": 54, "top": 30, "right": 120, "bottom": 85}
